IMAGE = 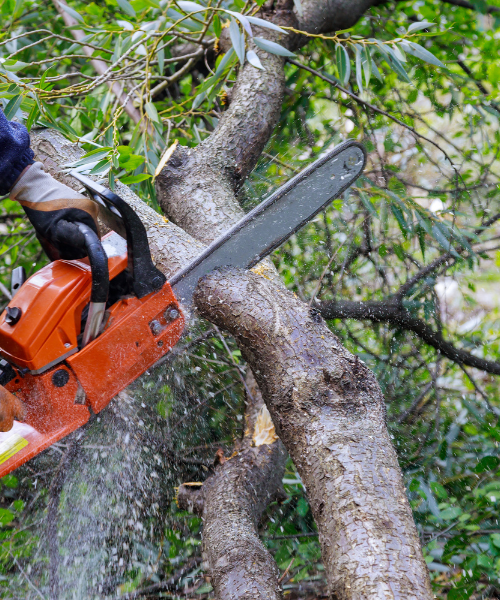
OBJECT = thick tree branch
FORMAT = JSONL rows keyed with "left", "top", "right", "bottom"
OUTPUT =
{"left": 299, "top": 0, "right": 387, "bottom": 34}
{"left": 320, "top": 298, "right": 500, "bottom": 375}
{"left": 194, "top": 268, "right": 433, "bottom": 599}
{"left": 154, "top": 1, "right": 436, "bottom": 596}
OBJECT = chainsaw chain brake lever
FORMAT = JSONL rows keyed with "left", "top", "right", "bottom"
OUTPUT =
{"left": 69, "top": 171, "right": 166, "bottom": 299}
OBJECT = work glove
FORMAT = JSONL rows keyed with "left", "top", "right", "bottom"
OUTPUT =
{"left": 9, "top": 162, "right": 100, "bottom": 261}
{"left": 0, "top": 385, "right": 25, "bottom": 432}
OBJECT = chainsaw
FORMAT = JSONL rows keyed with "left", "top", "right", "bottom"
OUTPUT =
{"left": 0, "top": 140, "right": 365, "bottom": 477}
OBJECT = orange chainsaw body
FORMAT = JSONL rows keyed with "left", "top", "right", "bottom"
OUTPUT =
{"left": 0, "top": 233, "right": 184, "bottom": 477}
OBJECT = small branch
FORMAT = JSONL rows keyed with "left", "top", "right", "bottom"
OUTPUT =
{"left": 10, "top": 552, "right": 47, "bottom": 600}
{"left": 288, "top": 59, "right": 459, "bottom": 172}
{"left": 0, "top": 213, "right": 25, "bottom": 220}
{"left": 118, "top": 556, "right": 202, "bottom": 600}
{"left": 440, "top": 0, "right": 500, "bottom": 13}
{"left": 53, "top": 0, "right": 142, "bottom": 125}
{"left": 319, "top": 299, "right": 500, "bottom": 376}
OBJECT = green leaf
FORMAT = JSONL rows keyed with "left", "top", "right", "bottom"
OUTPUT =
{"left": 119, "top": 154, "right": 145, "bottom": 170}
{"left": 253, "top": 37, "right": 296, "bottom": 58}
{"left": 490, "top": 533, "right": 500, "bottom": 549}
{"left": 214, "top": 47, "right": 235, "bottom": 78}
{"left": 145, "top": 101, "right": 160, "bottom": 123}
{"left": 359, "top": 191, "right": 377, "bottom": 216}
{"left": 417, "top": 224, "right": 426, "bottom": 258}
{"left": 13, "top": 0, "right": 24, "bottom": 17}
{"left": 336, "top": 44, "right": 350, "bottom": 86}
{"left": 2, "top": 474, "right": 17, "bottom": 489}
{"left": 197, "top": 48, "right": 235, "bottom": 94}
{"left": 392, "top": 43, "right": 406, "bottom": 63}
{"left": 177, "top": 1, "right": 206, "bottom": 13}
{"left": 58, "top": 1, "right": 84, "bottom": 22}
{"left": 192, "top": 91, "right": 206, "bottom": 109}
{"left": 369, "top": 52, "right": 383, "bottom": 82}
{"left": 354, "top": 44, "right": 363, "bottom": 93}
{"left": 400, "top": 41, "right": 446, "bottom": 69}
{"left": 120, "top": 173, "right": 151, "bottom": 184}
{"left": 474, "top": 455, "right": 500, "bottom": 473}
{"left": 440, "top": 506, "right": 462, "bottom": 520}
{"left": 213, "top": 14, "right": 221, "bottom": 38}
{"left": 89, "top": 159, "right": 112, "bottom": 174}
{"left": 376, "top": 42, "right": 411, "bottom": 83}
{"left": 393, "top": 244, "right": 405, "bottom": 261}
{"left": 3, "top": 94, "right": 22, "bottom": 120}
{"left": 297, "top": 497, "right": 309, "bottom": 517}
{"left": 247, "top": 50, "right": 263, "bottom": 70}
{"left": 158, "top": 47, "right": 164, "bottom": 73}
{"left": 385, "top": 46, "right": 411, "bottom": 83}
{"left": 245, "top": 15, "right": 287, "bottom": 34}
{"left": 391, "top": 204, "right": 408, "bottom": 238}
{"left": 71, "top": 149, "right": 111, "bottom": 167}
{"left": 230, "top": 19, "right": 245, "bottom": 64}
{"left": 0, "top": 508, "right": 14, "bottom": 526}
{"left": 361, "top": 46, "right": 371, "bottom": 87}
{"left": 1, "top": 60, "right": 29, "bottom": 72}
{"left": 225, "top": 10, "right": 252, "bottom": 36}
{"left": 116, "top": 0, "right": 136, "bottom": 15}
{"left": 26, "top": 102, "right": 40, "bottom": 130}
{"left": 407, "top": 21, "right": 435, "bottom": 33}
{"left": 430, "top": 482, "right": 448, "bottom": 500}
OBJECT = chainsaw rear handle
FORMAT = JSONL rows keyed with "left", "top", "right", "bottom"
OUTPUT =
{"left": 77, "top": 223, "right": 109, "bottom": 304}
{"left": 70, "top": 172, "right": 166, "bottom": 299}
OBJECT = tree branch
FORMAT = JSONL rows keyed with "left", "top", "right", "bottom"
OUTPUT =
{"left": 440, "top": 0, "right": 500, "bottom": 13}
{"left": 178, "top": 372, "right": 287, "bottom": 600}
{"left": 195, "top": 267, "right": 433, "bottom": 599}
{"left": 319, "top": 298, "right": 500, "bottom": 375}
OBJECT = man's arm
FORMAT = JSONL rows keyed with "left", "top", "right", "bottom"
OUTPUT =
{"left": 0, "top": 109, "right": 35, "bottom": 196}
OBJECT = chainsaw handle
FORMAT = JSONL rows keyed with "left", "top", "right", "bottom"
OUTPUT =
{"left": 77, "top": 223, "right": 109, "bottom": 304}
{"left": 69, "top": 172, "right": 166, "bottom": 299}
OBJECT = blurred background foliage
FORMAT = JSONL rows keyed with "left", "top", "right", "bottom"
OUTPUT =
{"left": 2, "top": 0, "right": 500, "bottom": 598}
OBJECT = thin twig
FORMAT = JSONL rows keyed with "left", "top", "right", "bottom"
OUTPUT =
{"left": 288, "top": 59, "right": 459, "bottom": 173}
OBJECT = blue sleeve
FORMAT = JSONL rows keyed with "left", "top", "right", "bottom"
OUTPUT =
{"left": 0, "top": 109, "right": 35, "bottom": 196}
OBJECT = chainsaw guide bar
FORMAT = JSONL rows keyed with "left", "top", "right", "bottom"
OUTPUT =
{"left": 0, "top": 140, "right": 365, "bottom": 477}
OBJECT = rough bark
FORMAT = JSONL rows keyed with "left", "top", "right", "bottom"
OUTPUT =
{"left": 152, "top": 1, "right": 434, "bottom": 598}
{"left": 194, "top": 268, "right": 433, "bottom": 600}
{"left": 177, "top": 373, "right": 287, "bottom": 600}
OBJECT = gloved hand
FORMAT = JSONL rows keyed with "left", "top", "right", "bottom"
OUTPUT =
{"left": 9, "top": 162, "right": 100, "bottom": 261}
{"left": 0, "top": 385, "right": 25, "bottom": 432}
